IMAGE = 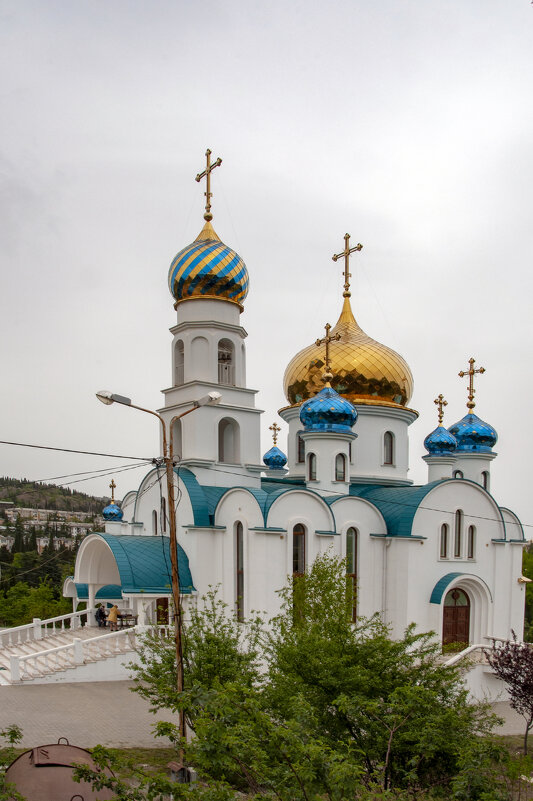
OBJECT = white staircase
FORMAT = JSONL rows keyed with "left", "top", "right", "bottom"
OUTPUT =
{"left": 0, "top": 611, "right": 138, "bottom": 684}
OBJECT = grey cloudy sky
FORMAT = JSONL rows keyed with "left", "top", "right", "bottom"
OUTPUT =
{"left": 1, "top": 1, "right": 532, "bottom": 529}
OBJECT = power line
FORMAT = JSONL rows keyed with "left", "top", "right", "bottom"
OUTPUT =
{"left": 0, "top": 440, "right": 152, "bottom": 461}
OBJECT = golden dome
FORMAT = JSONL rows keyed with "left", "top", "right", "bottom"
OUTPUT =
{"left": 283, "top": 297, "right": 414, "bottom": 407}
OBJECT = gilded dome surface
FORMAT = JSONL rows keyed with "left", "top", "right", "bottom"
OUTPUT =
{"left": 283, "top": 298, "right": 414, "bottom": 407}
{"left": 168, "top": 221, "right": 249, "bottom": 309}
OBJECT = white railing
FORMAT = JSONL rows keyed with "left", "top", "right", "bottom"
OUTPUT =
{"left": 0, "top": 609, "right": 94, "bottom": 649}
{"left": 443, "top": 643, "right": 490, "bottom": 667}
{"left": 10, "top": 627, "right": 137, "bottom": 682}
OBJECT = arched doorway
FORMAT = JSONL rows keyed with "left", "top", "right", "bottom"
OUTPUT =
{"left": 443, "top": 588, "right": 470, "bottom": 646}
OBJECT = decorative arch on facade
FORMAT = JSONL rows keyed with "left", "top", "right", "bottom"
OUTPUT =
{"left": 190, "top": 335, "right": 210, "bottom": 381}
{"left": 218, "top": 417, "right": 240, "bottom": 464}
{"left": 430, "top": 572, "right": 492, "bottom": 646}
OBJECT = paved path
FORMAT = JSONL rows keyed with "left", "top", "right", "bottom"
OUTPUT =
{"left": 0, "top": 682, "right": 526, "bottom": 750}
{"left": 0, "top": 681, "right": 177, "bottom": 749}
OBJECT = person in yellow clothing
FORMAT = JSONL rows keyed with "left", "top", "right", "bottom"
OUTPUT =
{"left": 107, "top": 605, "right": 119, "bottom": 632}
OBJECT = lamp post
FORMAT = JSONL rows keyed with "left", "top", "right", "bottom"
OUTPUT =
{"left": 96, "top": 389, "right": 221, "bottom": 766}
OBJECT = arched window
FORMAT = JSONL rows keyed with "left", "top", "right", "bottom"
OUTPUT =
{"left": 481, "top": 471, "right": 490, "bottom": 491}
{"left": 293, "top": 524, "right": 306, "bottom": 576}
{"left": 236, "top": 522, "right": 244, "bottom": 621}
{"left": 218, "top": 418, "right": 240, "bottom": 464}
{"left": 453, "top": 470, "right": 464, "bottom": 479}
{"left": 297, "top": 435, "right": 305, "bottom": 464}
{"left": 335, "top": 453, "right": 346, "bottom": 482}
{"left": 152, "top": 509, "right": 158, "bottom": 536}
{"left": 174, "top": 340, "right": 184, "bottom": 386}
{"left": 454, "top": 510, "right": 463, "bottom": 558}
{"left": 440, "top": 523, "right": 449, "bottom": 559}
{"left": 218, "top": 339, "right": 235, "bottom": 386}
{"left": 172, "top": 418, "right": 182, "bottom": 460}
{"left": 161, "top": 497, "right": 167, "bottom": 533}
{"left": 308, "top": 453, "right": 317, "bottom": 481}
{"left": 383, "top": 431, "right": 394, "bottom": 465}
{"left": 467, "top": 526, "right": 475, "bottom": 560}
{"left": 346, "top": 527, "right": 358, "bottom": 622}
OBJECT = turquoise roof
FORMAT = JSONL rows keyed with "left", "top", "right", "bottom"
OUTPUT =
{"left": 95, "top": 533, "right": 194, "bottom": 594}
{"left": 349, "top": 482, "right": 445, "bottom": 537}
{"left": 74, "top": 583, "right": 123, "bottom": 600}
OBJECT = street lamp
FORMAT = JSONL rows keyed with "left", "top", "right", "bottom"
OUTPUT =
{"left": 96, "top": 388, "right": 222, "bottom": 768}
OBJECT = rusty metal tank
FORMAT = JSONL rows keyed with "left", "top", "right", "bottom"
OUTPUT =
{"left": 4, "top": 738, "right": 115, "bottom": 800}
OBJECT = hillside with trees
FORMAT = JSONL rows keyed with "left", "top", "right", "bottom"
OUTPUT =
{"left": 0, "top": 476, "right": 107, "bottom": 513}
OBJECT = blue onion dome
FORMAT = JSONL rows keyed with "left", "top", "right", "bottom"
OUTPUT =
{"left": 300, "top": 385, "right": 358, "bottom": 433}
{"left": 168, "top": 220, "right": 249, "bottom": 310}
{"left": 448, "top": 413, "right": 497, "bottom": 453}
{"left": 424, "top": 425, "right": 458, "bottom": 456}
{"left": 263, "top": 446, "right": 288, "bottom": 469}
{"left": 102, "top": 503, "right": 124, "bottom": 521}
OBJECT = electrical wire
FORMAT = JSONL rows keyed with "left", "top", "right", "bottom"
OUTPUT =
{"left": 0, "top": 439, "right": 152, "bottom": 461}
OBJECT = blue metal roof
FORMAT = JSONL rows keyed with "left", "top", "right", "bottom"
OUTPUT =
{"left": 430, "top": 572, "right": 493, "bottom": 604}
{"left": 349, "top": 481, "right": 445, "bottom": 537}
{"left": 95, "top": 533, "right": 194, "bottom": 594}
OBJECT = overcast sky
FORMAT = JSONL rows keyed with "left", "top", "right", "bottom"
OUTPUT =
{"left": 1, "top": 1, "right": 532, "bottom": 531}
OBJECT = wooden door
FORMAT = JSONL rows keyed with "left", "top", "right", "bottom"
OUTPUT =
{"left": 443, "top": 588, "right": 470, "bottom": 646}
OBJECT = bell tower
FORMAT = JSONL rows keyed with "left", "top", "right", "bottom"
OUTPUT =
{"left": 158, "top": 150, "right": 263, "bottom": 487}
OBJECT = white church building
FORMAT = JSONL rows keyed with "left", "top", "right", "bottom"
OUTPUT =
{"left": 68, "top": 155, "right": 526, "bottom": 683}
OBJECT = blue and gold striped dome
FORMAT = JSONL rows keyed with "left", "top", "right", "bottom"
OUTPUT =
{"left": 168, "top": 221, "right": 249, "bottom": 309}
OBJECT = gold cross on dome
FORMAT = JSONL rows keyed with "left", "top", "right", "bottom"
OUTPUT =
{"left": 458, "top": 357, "right": 485, "bottom": 411}
{"left": 269, "top": 422, "right": 281, "bottom": 446}
{"left": 195, "top": 148, "right": 222, "bottom": 221}
{"left": 332, "top": 233, "right": 363, "bottom": 298}
{"left": 434, "top": 394, "right": 448, "bottom": 425}
{"left": 316, "top": 322, "right": 341, "bottom": 384}
{"left": 109, "top": 479, "right": 116, "bottom": 503}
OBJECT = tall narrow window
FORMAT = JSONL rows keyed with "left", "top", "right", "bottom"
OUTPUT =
{"left": 482, "top": 471, "right": 490, "bottom": 491}
{"left": 236, "top": 522, "right": 244, "bottom": 621}
{"left": 440, "top": 523, "right": 449, "bottom": 558}
{"left": 453, "top": 470, "right": 464, "bottom": 479}
{"left": 346, "top": 527, "right": 358, "bottom": 622}
{"left": 293, "top": 524, "right": 306, "bottom": 620}
{"left": 293, "top": 524, "right": 306, "bottom": 576}
{"left": 152, "top": 509, "right": 158, "bottom": 536}
{"left": 335, "top": 453, "right": 346, "bottom": 481}
{"left": 161, "top": 497, "right": 167, "bottom": 533}
{"left": 174, "top": 340, "right": 184, "bottom": 386}
{"left": 218, "top": 418, "right": 240, "bottom": 464}
{"left": 308, "top": 453, "right": 317, "bottom": 481}
{"left": 454, "top": 510, "right": 463, "bottom": 558}
{"left": 297, "top": 435, "right": 305, "bottom": 463}
{"left": 384, "top": 432, "right": 394, "bottom": 465}
{"left": 467, "top": 526, "right": 475, "bottom": 559}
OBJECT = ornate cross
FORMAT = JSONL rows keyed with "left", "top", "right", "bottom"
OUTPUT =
{"left": 459, "top": 357, "right": 485, "bottom": 411}
{"left": 269, "top": 422, "right": 281, "bottom": 445}
{"left": 109, "top": 479, "right": 116, "bottom": 503}
{"left": 434, "top": 393, "right": 447, "bottom": 425}
{"left": 316, "top": 322, "right": 341, "bottom": 383}
{"left": 332, "top": 233, "right": 363, "bottom": 298}
{"left": 195, "top": 148, "right": 222, "bottom": 221}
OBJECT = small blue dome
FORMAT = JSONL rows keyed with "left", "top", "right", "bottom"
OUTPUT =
{"left": 424, "top": 425, "right": 458, "bottom": 456}
{"left": 448, "top": 413, "right": 497, "bottom": 453}
{"left": 103, "top": 503, "right": 124, "bottom": 521}
{"left": 300, "top": 385, "right": 357, "bottom": 433}
{"left": 263, "top": 445, "right": 288, "bottom": 469}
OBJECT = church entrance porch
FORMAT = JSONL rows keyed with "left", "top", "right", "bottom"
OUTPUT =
{"left": 443, "top": 588, "right": 470, "bottom": 647}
